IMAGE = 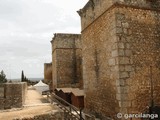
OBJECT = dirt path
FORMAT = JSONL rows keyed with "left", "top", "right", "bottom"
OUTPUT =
{"left": 0, "top": 86, "right": 55, "bottom": 120}
{"left": 25, "top": 88, "right": 49, "bottom": 106}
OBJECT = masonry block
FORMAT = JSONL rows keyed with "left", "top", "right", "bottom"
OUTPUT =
{"left": 78, "top": 0, "right": 160, "bottom": 119}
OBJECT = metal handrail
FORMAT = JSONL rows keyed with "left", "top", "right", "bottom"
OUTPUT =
{"left": 48, "top": 92, "right": 84, "bottom": 120}
{"left": 54, "top": 98, "right": 80, "bottom": 119}
{"left": 52, "top": 93, "right": 79, "bottom": 111}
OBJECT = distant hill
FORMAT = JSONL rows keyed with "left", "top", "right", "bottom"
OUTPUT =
{"left": 29, "top": 78, "right": 44, "bottom": 81}
{"left": 10, "top": 78, "right": 43, "bottom": 82}
{"left": 10, "top": 79, "right": 21, "bottom": 82}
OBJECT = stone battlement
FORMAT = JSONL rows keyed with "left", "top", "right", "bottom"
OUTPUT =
{"left": 51, "top": 33, "right": 81, "bottom": 50}
{"left": 78, "top": 0, "right": 160, "bottom": 31}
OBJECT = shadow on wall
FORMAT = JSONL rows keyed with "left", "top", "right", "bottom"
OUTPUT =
{"left": 85, "top": 80, "right": 119, "bottom": 119}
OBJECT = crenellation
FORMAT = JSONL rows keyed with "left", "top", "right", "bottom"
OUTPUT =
{"left": 78, "top": 0, "right": 114, "bottom": 31}
{"left": 79, "top": 0, "right": 160, "bottom": 31}
{"left": 51, "top": 33, "right": 81, "bottom": 51}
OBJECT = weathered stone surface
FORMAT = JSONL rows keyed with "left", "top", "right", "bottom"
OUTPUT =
{"left": 0, "top": 98, "right": 4, "bottom": 109}
{"left": 44, "top": 63, "right": 52, "bottom": 90}
{"left": 118, "top": 57, "right": 130, "bottom": 65}
{"left": 119, "top": 71, "right": 129, "bottom": 78}
{"left": 78, "top": 0, "right": 160, "bottom": 31}
{"left": 0, "top": 85, "right": 4, "bottom": 97}
{"left": 80, "top": 5, "right": 119, "bottom": 119}
{"left": 51, "top": 33, "right": 82, "bottom": 89}
{"left": 125, "top": 65, "right": 132, "bottom": 72}
{"left": 0, "top": 82, "right": 27, "bottom": 110}
{"left": 109, "top": 58, "right": 116, "bottom": 66}
{"left": 13, "top": 111, "right": 64, "bottom": 120}
{"left": 79, "top": 0, "right": 160, "bottom": 119}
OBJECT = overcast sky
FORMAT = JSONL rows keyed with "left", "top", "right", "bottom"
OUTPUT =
{"left": 0, "top": 0, "right": 88, "bottom": 79}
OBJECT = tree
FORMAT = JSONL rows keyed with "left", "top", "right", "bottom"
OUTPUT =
{"left": 24, "top": 76, "right": 28, "bottom": 82}
{"left": 21, "top": 70, "right": 25, "bottom": 82}
{"left": 24, "top": 76, "right": 26, "bottom": 81}
{"left": 0, "top": 70, "right": 7, "bottom": 83}
{"left": 21, "top": 71, "right": 29, "bottom": 84}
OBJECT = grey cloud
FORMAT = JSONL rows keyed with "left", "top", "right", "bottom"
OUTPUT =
{"left": 0, "top": 0, "right": 23, "bottom": 14}
{"left": 0, "top": 39, "right": 51, "bottom": 58}
{"left": 0, "top": 0, "right": 87, "bottom": 78}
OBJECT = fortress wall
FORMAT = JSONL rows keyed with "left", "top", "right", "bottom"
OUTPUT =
{"left": 0, "top": 82, "right": 27, "bottom": 110}
{"left": 51, "top": 34, "right": 82, "bottom": 89}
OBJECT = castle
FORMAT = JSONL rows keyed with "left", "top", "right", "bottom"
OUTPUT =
{"left": 44, "top": 33, "right": 83, "bottom": 91}
{"left": 44, "top": 0, "right": 160, "bottom": 119}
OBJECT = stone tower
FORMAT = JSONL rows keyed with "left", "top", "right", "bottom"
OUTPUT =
{"left": 51, "top": 33, "right": 82, "bottom": 90}
{"left": 78, "top": 0, "right": 160, "bottom": 119}
{"left": 44, "top": 63, "right": 52, "bottom": 90}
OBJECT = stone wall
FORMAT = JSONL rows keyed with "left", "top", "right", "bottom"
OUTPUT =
{"left": 44, "top": 63, "right": 52, "bottom": 90}
{"left": 51, "top": 33, "right": 82, "bottom": 89}
{"left": 79, "top": 0, "right": 160, "bottom": 119}
{"left": 0, "top": 82, "right": 27, "bottom": 110}
{"left": 14, "top": 110, "right": 64, "bottom": 120}
{"left": 78, "top": 0, "right": 114, "bottom": 30}
{"left": 114, "top": 5, "right": 160, "bottom": 115}
{"left": 0, "top": 84, "right": 5, "bottom": 110}
{"left": 80, "top": 6, "right": 119, "bottom": 119}
{"left": 78, "top": 0, "right": 160, "bottom": 31}
{"left": 14, "top": 110, "right": 88, "bottom": 120}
